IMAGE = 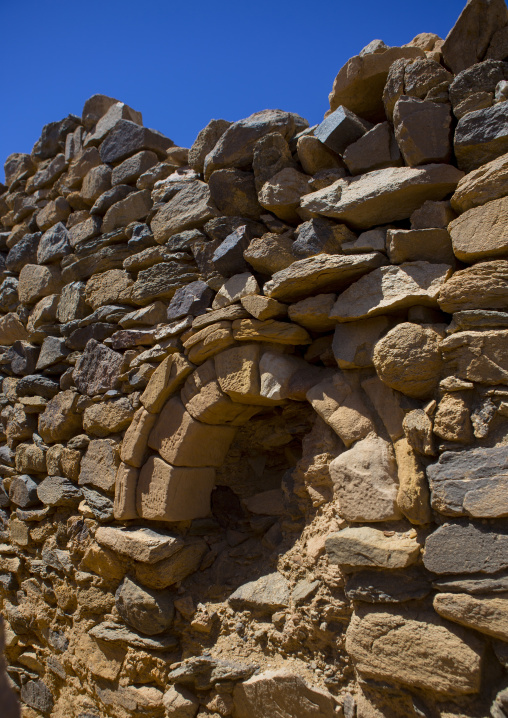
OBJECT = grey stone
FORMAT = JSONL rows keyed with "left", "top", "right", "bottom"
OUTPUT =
{"left": 345, "top": 569, "right": 431, "bottom": 603}
{"left": 292, "top": 217, "right": 355, "bottom": 258}
{"left": 21, "top": 679, "right": 54, "bottom": 714}
{"left": 38, "top": 390, "right": 82, "bottom": 443}
{"left": 0, "top": 278, "right": 19, "bottom": 313}
{"left": 61, "top": 244, "right": 131, "bottom": 283}
{"left": 9, "top": 474, "right": 39, "bottom": 508}
{"left": 99, "top": 120, "right": 173, "bottom": 164}
{"left": 79, "top": 438, "right": 120, "bottom": 493}
{"left": 212, "top": 225, "right": 251, "bottom": 276}
{"left": 449, "top": 60, "right": 508, "bottom": 109}
{"left": 129, "top": 261, "right": 199, "bottom": 305}
{"left": 204, "top": 216, "right": 265, "bottom": 242}
{"left": 32, "top": 114, "right": 80, "bottom": 160}
{"left": 65, "top": 323, "right": 116, "bottom": 351}
{"left": 35, "top": 337, "right": 69, "bottom": 371}
{"left": 111, "top": 150, "right": 159, "bottom": 186}
{"left": 101, "top": 189, "right": 152, "bottom": 234}
{"left": 73, "top": 339, "right": 123, "bottom": 396}
{"left": 189, "top": 118, "right": 232, "bottom": 173}
{"left": 167, "top": 656, "right": 256, "bottom": 690}
{"left": 36, "top": 222, "right": 71, "bottom": 264}
{"left": 115, "top": 577, "right": 174, "bottom": 635}
{"left": 150, "top": 181, "right": 216, "bottom": 243}
{"left": 89, "top": 621, "right": 178, "bottom": 651}
{"left": 166, "top": 281, "right": 213, "bottom": 321}
{"left": 80, "top": 486, "right": 114, "bottom": 521}
{"left": 208, "top": 168, "right": 262, "bottom": 219}
{"left": 326, "top": 527, "right": 421, "bottom": 571}
{"left": 37, "top": 476, "right": 82, "bottom": 507}
{"left": 291, "top": 579, "right": 320, "bottom": 605}
{"left": 90, "top": 184, "right": 135, "bottom": 216}
{"left": 6, "top": 232, "right": 40, "bottom": 272}
{"left": 423, "top": 523, "right": 508, "bottom": 574}
{"left": 48, "top": 629, "right": 69, "bottom": 653}
{"left": 32, "top": 153, "right": 66, "bottom": 190}
{"left": 253, "top": 131, "right": 296, "bottom": 191}
{"left": 314, "top": 106, "right": 372, "bottom": 155}
{"left": 343, "top": 121, "right": 402, "bottom": 175}
{"left": 7, "top": 341, "right": 39, "bottom": 376}
{"left": 433, "top": 573, "right": 508, "bottom": 594}
{"left": 455, "top": 102, "right": 508, "bottom": 172}
{"left": 428, "top": 446, "right": 508, "bottom": 518}
{"left": 393, "top": 96, "right": 452, "bottom": 166}
{"left": 229, "top": 572, "right": 290, "bottom": 613}
{"left": 68, "top": 216, "right": 102, "bottom": 247}
{"left": 57, "top": 282, "right": 88, "bottom": 323}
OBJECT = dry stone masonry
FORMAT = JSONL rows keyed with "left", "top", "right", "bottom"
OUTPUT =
{"left": 2, "top": 1, "right": 508, "bottom": 716}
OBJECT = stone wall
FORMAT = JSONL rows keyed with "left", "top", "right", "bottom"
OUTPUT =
{"left": 2, "top": 1, "right": 508, "bottom": 716}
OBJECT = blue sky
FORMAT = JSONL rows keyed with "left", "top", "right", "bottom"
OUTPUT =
{"left": 1, "top": 0, "right": 467, "bottom": 178}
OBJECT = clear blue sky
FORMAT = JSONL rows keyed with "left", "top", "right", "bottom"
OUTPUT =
{"left": 1, "top": 0, "right": 467, "bottom": 179}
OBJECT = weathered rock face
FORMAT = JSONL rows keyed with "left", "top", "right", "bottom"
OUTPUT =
{"left": 2, "top": 7, "right": 508, "bottom": 717}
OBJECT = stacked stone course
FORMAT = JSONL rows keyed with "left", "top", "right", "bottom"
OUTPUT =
{"left": 2, "top": 1, "right": 508, "bottom": 716}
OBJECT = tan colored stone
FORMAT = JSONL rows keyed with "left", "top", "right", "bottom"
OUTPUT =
{"left": 36, "top": 197, "right": 71, "bottom": 232}
{"left": 113, "top": 462, "right": 139, "bottom": 520}
{"left": 433, "top": 392, "right": 473, "bottom": 443}
{"left": 258, "top": 167, "right": 310, "bottom": 222}
{"left": 297, "top": 135, "right": 345, "bottom": 175}
{"left": 328, "top": 45, "right": 425, "bottom": 122}
{"left": 148, "top": 396, "right": 237, "bottom": 467}
{"left": 288, "top": 294, "right": 336, "bottom": 332}
{"left": 38, "top": 391, "right": 82, "bottom": 443}
{"left": 387, "top": 228, "right": 455, "bottom": 265}
{"left": 393, "top": 438, "right": 432, "bottom": 525}
{"left": 332, "top": 316, "right": 390, "bottom": 370}
{"left": 330, "top": 435, "right": 401, "bottom": 522}
{"left": 240, "top": 294, "right": 287, "bottom": 320}
{"left": 440, "top": 329, "right": 508, "bottom": 384}
{"left": 212, "top": 272, "right": 260, "bottom": 309}
{"left": 137, "top": 455, "right": 216, "bottom": 522}
{"left": 150, "top": 181, "right": 215, "bottom": 243}
{"left": 95, "top": 525, "right": 183, "bottom": 563}
{"left": 325, "top": 527, "right": 421, "bottom": 570}
{"left": 402, "top": 409, "right": 435, "bottom": 456}
{"left": 243, "top": 233, "right": 295, "bottom": 275}
{"left": 438, "top": 260, "right": 508, "bottom": 313}
{"left": 79, "top": 438, "right": 120, "bottom": 493}
{"left": 361, "top": 375, "right": 405, "bottom": 441}
{"left": 134, "top": 540, "right": 207, "bottom": 589}
{"left": 264, "top": 253, "right": 385, "bottom": 303}
{"left": 74, "top": 632, "right": 125, "bottom": 682}
{"left": 120, "top": 407, "right": 158, "bottom": 467}
{"left": 372, "top": 322, "right": 443, "bottom": 398}
{"left": 83, "top": 397, "right": 135, "bottom": 437}
{"left": 140, "top": 353, "right": 194, "bottom": 414}
{"left": 18, "top": 264, "right": 63, "bottom": 305}
{"left": 15, "top": 443, "right": 46, "bottom": 474}
{"left": 232, "top": 318, "right": 312, "bottom": 345}
{"left": 434, "top": 593, "right": 508, "bottom": 642}
{"left": 0, "top": 313, "right": 28, "bottom": 345}
{"left": 300, "top": 165, "right": 463, "bottom": 230}
{"left": 346, "top": 606, "right": 483, "bottom": 696}
{"left": 307, "top": 373, "right": 375, "bottom": 447}
{"left": 451, "top": 151, "right": 508, "bottom": 213}
{"left": 85, "top": 269, "right": 134, "bottom": 310}
{"left": 259, "top": 350, "right": 326, "bottom": 401}
{"left": 101, "top": 189, "right": 152, "bottom": 234}
{"left": 182, "top": 359, "right": 261, "bottom": 423}
{"left": 448, "top": 196, "right": 508, "bottom": 263}
{"left": 183, "top": 322, "right": 237, "bottom": 364}
{"left": 215, "top": 344, "right": 276, "bottom": 406}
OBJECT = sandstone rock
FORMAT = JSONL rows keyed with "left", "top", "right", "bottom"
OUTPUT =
{"left": 184, "top": 322, "right": 237, "bottom": 364}
{"left": 120, "top": 301, "right": 167, "bottom": 327}
{"left": 38, "top": 390, "right": 82, "bottom": 443}
{"left": 9, "top": 474, "right": 39, "bottom": 508}
{"left": 433, "top": 391, "right": 473, "bottom": 443}
{"left": 233, "top": 669, "right": 336, "bottom": 718}
{"left": 448, "top": 196, "right": 508, "bottom": 262}
{"left": 300, "top": 164, "right": 463, "bottom": 230}
{"left": 332, "top": 316, "right": 390, "bottom": 369}
{"left": 257, "top": 167, "right": 310, "bottom": 222}
{"left": 148, "top": 396, "right": 236, "bottom": 467}
{"left": 203, "top": 109, "right": 307, "bottom": 179}
{"left": 325, "top": 527, "right": 421, "bottom": 570}
{"left": 37, "top": 475, "right": 82, "bottom": 507}
{"left": 115, "top": 576, "right": 174, "bottom": 635}
{"left": 151, "top": 181, "right": 215, "bottom": 243}
{"left": 253, "top": 131, "right": 296, "bottom": 190}
{"left": 307, "top": 373, "right": 375, "bottom": 447}
{"left": 99, "top": 119, "right": 173, "bottom": 164}
{"left": 438, "top": 260, "right": 508, "bottom": 312}
{"left": 264, "top": 253, "right": 385, "bottom": 302}
{"left": 212, "top": 272, "right": 260, "bottom": 309}
{"left": 240, "top": 294, "right": 287, "bottom": 320}
{"left": 15, "top": 443, "right": 45, "bottom": 474}
{"left": 101, "top": 189, "right": 152, "bottom": 234}
{"left": 18, "top": 263, "right": 63, "bottom": 304}
{"left": 232, "top": 318, "right": 311, "bottom": 345}
{"left": 36, "top": 197, "right": 71, "bottom": 232}
{"left": 81, "top": 165, "right": 112, "bottom": 205}
{"left": 189, "top": 118, "right": 232, "bottom": 173}
{"left": 423, "top": 523, "right": 508, "bottom": 574}
{"left": 95, "top": 526, "right": 183, "bottom": 563}
{"left": 214, "top": 344, "right": 274, "bottom": 407}
{"left": 84, "top": 269, "right": 133, "bottom": 310}
{"left": 387, "top": 228, "right": 455, "bottom": 265}
{"left": 441, "top": 0, "right": 508, "bottom": 74}
{"left": 393, "top": 96, "right": 451, "bottom": 166}
{"left": 56, "top": 281, "right": 87, "bottom": 322}
{"left": 331, "top": 262, "right": 452, "bottom": 321}
{"left": 79, "top": 438, "right": 120, "bottom": 493}
{"left": 0, "top": 313, "right": 28, "bottom": 345}
{"left": 134, "top": 539, "right": 207, "bottom": 588}
{"left": 113, "top": 462, "right": 138, "bottom": 520}
{"left": 393, "top": 438, "right": 432, "bottom": 525}
{"left": 328, "top": 45, "right": 425, "bottom": 122}
{"left": 343, "top": 121, "right": 402, "bottom": 175}
{"left": 208, "top": 168, "right": 262, "bottom": 219}
{"left": 120, "top": 407, "right": 157, "bottom": 468}
{"left": 455, "top": 102, "right": 508, "bottom": 172}
{"left": 229, "top": 572, "right": 290, "bottom": 613}
{"left": 434, "top": 592, "right": 508, "bottom": 642}
{"left": 163, "top": 685, "right": 199, "bottom": 718}
{"left": 428, "top": 446, "right": 508, "bottom": 518}
{"left": 243, "top": 232, "right": 294, "bottom": 275}
{"left": 83, "top": 397, "right": 135, "bottom": 437}
{"left": 260, "top": 350, "right": 326, "bottom": 401}
{"left": 440, "top": 328, "right": 508, "bottom": 383}
{"left": 402, "top": 409, "right": 434, "bottom": 456}
{"left": 346, "top": 605, "right": 483, "bottom": 696}
{"left": 288, "top": 294, "right": 336, "bottom": 332}
{"left": 4, "top": 152, "right": 35, "bottom": 186}
{"left": 73, "top": 339, "right": 124, "bottom": 396}
{"left": 373, "top": 322, "right": 443, "bottom": 398}
{"left": 451, "top": 151, "right": 508, "bottom": 212}
{"left": 297, "top": 135, "right": 345, "bottom": 175}
{"left": 129, "top": 260, "right": 199, "bottom": 305}
{"left": 410, "top": 199, "right": 456, "bottom": 228}
{"left": 140, "top": 352, "right": 194, "bottom": 414}
{"left": 330, "top": 435, "right": 401, "bottom": 522}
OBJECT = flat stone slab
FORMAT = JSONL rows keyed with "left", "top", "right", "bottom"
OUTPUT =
{"left": 89, "top": 621, "right": 178, "bottom": 651}
{"left": 95, "top": 526, "right": 184, "bottom": 563}
{"left": 325, "top": 527, "right": 421, "bottom": 571}
{"left": 300, "top": 164, "right": 463, "bottom": 230}
{"left": 428, "top": 446, "right": 508, "bottom": 518}
{"left": 423, "top": 523, "right": 508, "bottom": 575}
{"left": 263, "top": 253, "right": 386, "bottom": 302}
{"left": 345, "top": 569, "right": 431, "bottom": 604}
{"left": 229, "top": 572, "right": 290, "bottom": 613}
{"left": 434, "top": 592, "right": 508, "bottom": 642}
